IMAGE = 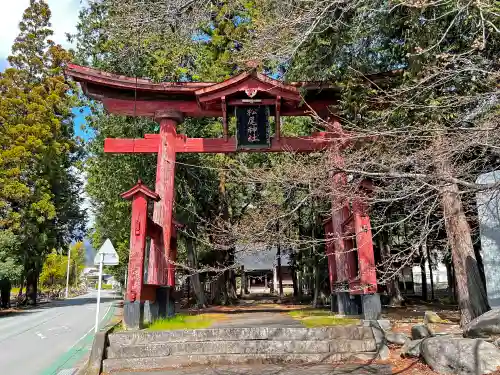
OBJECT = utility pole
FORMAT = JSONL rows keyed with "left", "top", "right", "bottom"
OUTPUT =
{"left": 95, "top": 252, "right": 104, "bottom": 333}
{"left": 65, "top": 245, "right": 71, "bottom": 299}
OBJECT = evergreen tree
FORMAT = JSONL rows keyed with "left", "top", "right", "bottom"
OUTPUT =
{"left": 0, "top": 0, "right": 84, "bottom": 304}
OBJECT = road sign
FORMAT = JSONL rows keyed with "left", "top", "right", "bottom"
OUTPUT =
{"left": 94, "top": 238, "right": 119, "bottom": 332}
{"left": 94, "top": 238, "right": 119, "bottom": 266}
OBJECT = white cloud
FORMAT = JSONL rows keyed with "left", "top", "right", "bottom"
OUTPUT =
{"left": 0, "top": 0, "right": 82, "bottom": 65}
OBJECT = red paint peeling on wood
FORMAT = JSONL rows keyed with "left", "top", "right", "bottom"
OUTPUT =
{"left": 149, "top": 119, "right": 178, "bottom": 287}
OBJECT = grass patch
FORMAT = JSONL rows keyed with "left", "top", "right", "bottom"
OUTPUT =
{"left": 146, "top": 313, "right": 225, "bottom": 331}
{"left": 289, "top": 309, "right": 360, "bottom": 328}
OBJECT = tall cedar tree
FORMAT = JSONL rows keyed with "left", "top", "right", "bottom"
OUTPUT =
{"left": 0, "top": 0, "right": 84, "bottom": 304}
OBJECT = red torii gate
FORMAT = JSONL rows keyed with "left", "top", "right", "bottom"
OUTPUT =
{"left": 66, "top": 64, "right": 380, "bottom": 327}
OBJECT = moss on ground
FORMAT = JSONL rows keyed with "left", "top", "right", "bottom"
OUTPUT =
{"left": 146, "top": 313, "right": 226, "bottom": 331}
{"left": 288, "top": 309, "right": 360, "bottom": 327}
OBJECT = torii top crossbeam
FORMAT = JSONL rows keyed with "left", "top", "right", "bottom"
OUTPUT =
{"left": 66, "top": 64, "right": 339, "bottom": 118}
{"left": 66, "top": 64, "right": 348, "bottom": 153}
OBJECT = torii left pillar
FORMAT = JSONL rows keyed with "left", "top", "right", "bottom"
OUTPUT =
{"left": 148, "top": 110, "right": 184, "bottom": 316}
{"left": 121, "top": 180, "right": 160, "bottom": 329}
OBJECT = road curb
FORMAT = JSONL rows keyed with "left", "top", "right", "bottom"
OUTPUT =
{"left": 77, "top": 320, "right": 121, "bottom": 375}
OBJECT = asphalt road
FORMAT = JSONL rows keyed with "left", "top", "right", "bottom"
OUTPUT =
{"left": 0, "top": 290, "right": 117, "bottom": 375}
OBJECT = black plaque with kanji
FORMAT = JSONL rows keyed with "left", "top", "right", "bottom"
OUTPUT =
{"left": 236, "top": 106, "right": 270, "bottom": 150}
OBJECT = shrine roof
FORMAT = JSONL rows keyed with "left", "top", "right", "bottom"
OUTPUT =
{"left": 66, "top": 64, "right": 213, "bottom": 93}
{"left": 66, "top": 64, "right": 339, "bottom": 97}
{"left": 66, "top": 64, "right": 342, "bottom": 117}
{"left": 121, "top": 180, "right": 160, "bottom": 201}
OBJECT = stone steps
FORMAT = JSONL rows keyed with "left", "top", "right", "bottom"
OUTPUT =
{"left": 107, "top": 339, "right": 377, "bottom": 358}
{"left": 111, "top": 364, "right": 393, "bottom": 375}
{"left": 108, "top": 326, "right": 375, "bottom": 346}
{"left": 103, "top": 352, "right": 380, "bottom": 373}
{"left": 103, "top": 326, "right": 381, "bottom": 374}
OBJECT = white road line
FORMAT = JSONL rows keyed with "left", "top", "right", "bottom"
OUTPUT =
{"left": 56, "top": 368, "right": 77, "bottom": 375}
{"left": 0, "top": 312, "right": 64, "bottom": 343}
{"left": 36, "top": 331, "right": 46, "bottom": 339}
{"left": 66, "top": 296, "right": 115, "bottom": 353}
{"left": 48, "top": 325, "right": 69, "bottom": 331}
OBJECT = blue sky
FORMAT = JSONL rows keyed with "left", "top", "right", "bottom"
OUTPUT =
{"left": 73, "top": 107, "right": 94, "bottom": 141}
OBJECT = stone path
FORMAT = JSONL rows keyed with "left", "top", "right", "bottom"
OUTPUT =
{"left": 212, "top": 311, "right": 302, "bottom": 328}
{"left": 114, "top": 364, "right": 392, "bottom": 375}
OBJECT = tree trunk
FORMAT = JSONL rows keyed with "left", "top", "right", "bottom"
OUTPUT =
{"left": 211, "top": 273, "right": 228, "bottom": 305}
{"left": 225, "top": 248, "right": 237, "bottom": 303}
{"left": 18, "top": 274, "right": 24, "bottom": 298}
{"left": 240, "top": 266, "right": 246, "bottom": 297}
{"left": 215, "top": 169, "right": 237, "bottom": 305}
{"left": 425, "top": 242, "right": 435, "bottom": 300}
{"left": 276, "top": 221, "right": 283, "bottom": 298}
{"left": 26, "top": 269, "right": 38, "bottom": 306}
{"left": 226, "top": 270, "right": 237, "bottom": 302}
{"left": 379, "top": 235, "right": 403, "bottom": 306}
{"left": 307, "top": 255, "right": 313, "bottom": 296}
{"left": 297, "top": 251, "right": 303, "bottom": 297}
{"left": 312, "top": 257, "right": 320, "bottom": 308}
{"left": 435, "top": 149, "right": 490, "bottom": 325}
{"left": 185, "top": 235, "right": 205, "bottom": 308}
{"left": 311, "top": 205, "right": 320, "bottom": 307}
{"left": 420, "top": 248, "right": 428, "bottom": 301}
{"left": 290, "top": 251, "right": 299, "bottom": 297}
{"left": 446, "top": 259, "right": 456, "bottom": 302}
{"left": 473, "top": 242, "right": 487, "bottom": 293}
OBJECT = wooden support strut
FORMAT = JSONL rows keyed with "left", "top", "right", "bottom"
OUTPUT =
{"left": 126, "top": 194, "right": 147, "bottom": 302}
{"left": 353, "top": 199, "right": 377, "bottom": 293}
{"left": 323, "top": 218, "right": 337, "bottom": 294}
{"left": 121, "top": 180, "right": 160, "bottom": 302}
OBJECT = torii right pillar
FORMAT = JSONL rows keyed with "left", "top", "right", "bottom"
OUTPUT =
{"left": 328, "top": 119, "right": 381, "bottom": 320}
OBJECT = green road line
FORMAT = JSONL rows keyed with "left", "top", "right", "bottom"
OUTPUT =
{"left": 40, "top": 302, "right": 117, "bottom": 375}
